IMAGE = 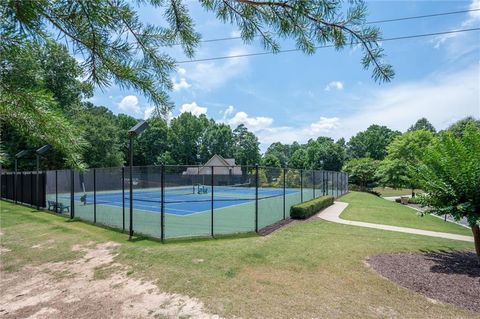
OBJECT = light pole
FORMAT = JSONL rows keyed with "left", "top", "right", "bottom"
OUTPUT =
{"left": 128, "top": 120, "right": 149, "bottom": 240}
{"left": 14, "top": 150, "right": 30, "bottom": 204}
{"left": 35, "top": 145, "right": 51, "bottom": 209}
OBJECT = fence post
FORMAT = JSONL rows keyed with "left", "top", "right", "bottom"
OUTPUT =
{"left": 211, "top": 166, "right": 214, "bottom": 238}
{"left": 36, "top": 156, "right": 39, "bottom": 209}
{"left": 161, "top": 164, "right": 165, "bottom": 242}
{"left": 322, "top": 171, "right": 325, "bottom": 196}
{"left": 255, "top": 164, "right": 259, "bottom": 233}
{"left": 325, "top": 171, "right": 329, "bottom": 195}
{"left": 283, "top": 167, "right": 286, "bottom": 220}
{"left": 312, "top": 170, "right": 315, "bottom": 198}
{"left": 70, "top": 169, "right": 74, "bottom": 219}
{"left": 122, "top": 167, "right": 125, "bottom": 231}
{"left": 300, "top": 169, "right": 303, "bottom": 203}
{"left": 93, "top": 168, "right": 96, "bottom": 223}
{"left": 55, "top": 170, "right": 58, "bottom": 211}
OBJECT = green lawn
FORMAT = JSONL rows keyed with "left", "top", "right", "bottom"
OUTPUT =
{"left": 0, "top": 199, "right": 476, "bottom": 318}
{"left": 373, "top": 187, "right": 418, "bottom": 197}
{"left": 340, "top": 192, "right": 472, "bottom": 235}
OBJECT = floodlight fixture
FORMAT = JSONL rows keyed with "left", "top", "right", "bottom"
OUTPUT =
{"left": 15, "top": 150, "right": 30, "bottom": 159}
{"left": 36, "top": 144, "right": 52, "bottom": 155}
{"left": 128, "top": 120, "right": 149, "bottom": 137}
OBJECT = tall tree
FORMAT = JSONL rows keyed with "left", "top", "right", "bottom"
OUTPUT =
{"left": 408, "top": 117, "right": 436, "bottom": 133}
{"left": 74, "top": 103, "right": 124, "bottom": 168}
{"left": 305, "top": 137, "right": 345, "bottom": 171}
{"left": 169, "top": 112, "right": 209, "bottom": 165}
{"left": 265, "top": 142, "right": 290, "bottom": 167}
{"left": 199, "top": 122, "right": 234, "bottom": 162}
{"left": 418, "top": 124, "right": 480, "bottom": 261}
{"left": 1, "top": 0, "right": 393, "bottom": 167}
{"left": 233, "top": 124, "right": 260, "bottom": 166}
{"left": 347, "top": 124, "right": 401, "bottom": 160}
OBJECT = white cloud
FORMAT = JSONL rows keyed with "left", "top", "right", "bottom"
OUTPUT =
{"left": 432, "top": 0, "right": 480, "bottom": 49}
{"left": 143, "top": 106, "right": 155, "bottom": 120}
{"left": 256, "top": 117, "right": 340, "bottom": 148}
{"left": 179, "top": 102, "right": 208, "bottom": 116}
{"left": 221, "top": 105, "right": 235, "bottom": 119}
{"left": 223, "top": 110, "right": 273, "bottom": 132}
{"left": 182, "top": 47, "right": 250, "bottom": 91}
{"left": 172, "top": 77, "right": 191, "bottom": 91}
{"left": 324, "top": 81, "right": 344, "bottom": 91}
{"left": 118, "top": 95, "right": 142, "bottom": 115}
{"left": 230, "top": 30, "right": 242, "bottom": 38}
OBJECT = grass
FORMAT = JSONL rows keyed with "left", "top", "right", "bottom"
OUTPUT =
{"left": 373, "top": 187, "right": 418, "bottom": 197}
{"left": 340, "top": 192, "right": 472, "bottom": 235}
{"left": 0, "top": 199, "right": 476, "bottom": 318}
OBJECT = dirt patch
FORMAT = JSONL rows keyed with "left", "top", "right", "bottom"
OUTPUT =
{"left": 366, "top": 251, "right": 480, "bottom": 313}
{"left": 0, "top": 242, "right": 221, "bottom": 319}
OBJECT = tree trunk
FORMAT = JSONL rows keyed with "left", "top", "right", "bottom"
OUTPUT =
{"left": 411, "top": 189, "right": 415, "bottom": 198}
{"left": 472, "top": 224, "right": 480, "bottom": 264}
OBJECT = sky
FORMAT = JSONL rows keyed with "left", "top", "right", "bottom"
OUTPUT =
{"left": 87, "top": 0, "right": 480, "bottom": 151}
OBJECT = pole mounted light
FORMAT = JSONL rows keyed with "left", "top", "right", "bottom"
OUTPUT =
{"left": 128, "top": 120, "right": 149, "bottom": 240}
{"left": 14, "top": 150, "right": 30, "bottom": 204}
{"left": 35, "top": 145, "right": 51, "bottom": 209}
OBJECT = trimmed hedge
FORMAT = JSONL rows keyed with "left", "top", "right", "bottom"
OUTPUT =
{"left": 290, "top": 195, "right": 334, "bottom": 219}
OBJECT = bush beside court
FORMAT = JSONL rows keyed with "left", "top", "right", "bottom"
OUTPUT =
{"left": 290, "top": 195, "right": 334, "bottom": 219}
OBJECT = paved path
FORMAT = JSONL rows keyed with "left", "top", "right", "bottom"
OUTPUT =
{"left": 316, "top": 201, "right": 473, "bottom": 242}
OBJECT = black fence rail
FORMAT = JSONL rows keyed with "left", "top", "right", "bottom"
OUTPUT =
{"left": 1, "top": 165, "right": 348, "bottom": 240}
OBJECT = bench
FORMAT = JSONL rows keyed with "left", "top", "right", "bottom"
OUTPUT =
{"left": 47, "top": 200, "right": 70, "bottom": 214}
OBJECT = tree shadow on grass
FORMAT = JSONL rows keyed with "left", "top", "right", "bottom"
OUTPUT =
{"left": 420, "top": 250, "right": 479, "bottom": 277}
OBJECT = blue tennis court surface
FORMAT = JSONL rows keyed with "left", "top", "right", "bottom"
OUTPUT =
{"left": 70, "top": 186, "right": 300, "bottom": 216}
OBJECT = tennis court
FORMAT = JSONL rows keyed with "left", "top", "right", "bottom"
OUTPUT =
{"left": 33, "top": 165, "right": 349, "bottom": 239}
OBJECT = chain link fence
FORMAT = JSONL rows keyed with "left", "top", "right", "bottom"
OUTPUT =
{"left": 1, "top": 165, "right": 348, "bottom": 240}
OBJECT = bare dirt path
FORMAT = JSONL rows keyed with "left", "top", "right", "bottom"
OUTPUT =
{"left": 0, "top": 242, "right": 221, "bottom": 319}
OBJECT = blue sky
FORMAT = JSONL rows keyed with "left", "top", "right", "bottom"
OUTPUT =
{"left": 87, "top": 0, "right": 480, "bottom": 151}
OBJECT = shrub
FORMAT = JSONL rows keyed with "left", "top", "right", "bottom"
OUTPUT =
{"left": 290, "top": 195, "right": 334, "bottom": 219}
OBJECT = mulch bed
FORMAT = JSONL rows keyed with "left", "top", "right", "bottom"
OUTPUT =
{"left": 258, "top": 218, "right": 297, "bottom": 236}
{"left": 366, "top": 251, "right": 480, "bottom": 313}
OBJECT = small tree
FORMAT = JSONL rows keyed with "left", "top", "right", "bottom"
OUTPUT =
{"left": 418, "top": 124, "right": 480, "bottom": 261}
{"left": 343, "top": 158, "right": 379, "bottom": 190}
{"left": 379, "top": 130, "right": 434, "bottom": 197}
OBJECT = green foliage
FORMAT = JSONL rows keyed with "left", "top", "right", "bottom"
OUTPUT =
{"left": 290, "top": 196, "right": 334, "bottom": 219}
{"left": 377, "top": 130, "right": 434, "bottom": 192}
{"left": 418, "top": 124, "right": 480, "bottom": 227}
{"left": 264, "top": 142, "right": 290, "bottom": 167}
{"left": 200, "top": 122, "right": 234, "bottom": 162}
{"left": 445, "top": 116, "right": 480, "bottom": 137}
{"left": 408, "top": 117, "right": 436, "bottom": 133}
{"left": 343, "top": 158, "right": 379, "bottom": 189}
{"left": 0, "top": 39, "right": 91, "bottom": 169}
{"left": 305, "top": 137, "right": 346, "bottom": 170}
{"left": 232, "top": 124, "right": 260, "bottom": 166}
{"left": 168, "top": 113, "right": 209, "bottom": 165}
{"left": 347, "top": 125, "right": 401, "bottom": 160}
{"left": 73, "top": 103, "right": 124, "bottom": 168}
{"left": 285, "top": 170, "right": 301, "bottom": 188}
{"left": 289, "top": 149, "right": 307, "bottom": 169}
{"left": 262, "top": 153, "right": 281, "bottom": 168}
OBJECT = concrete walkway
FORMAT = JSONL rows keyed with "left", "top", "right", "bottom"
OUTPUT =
{"left": 316, "top": 201, "right": 473, "bottom": 242}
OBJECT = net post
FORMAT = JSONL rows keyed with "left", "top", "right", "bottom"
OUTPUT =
{"left": 55, "top": 170, "right": 58, "bottom": 212}
{"left": 312, "top": 170, "right": 315, "bottom": 198}
{"left": 211, "top": 166, "right": 214, "bottom": 238}
{"left": 161, "top": 164, "right": 165, "bottom": 242}
{"left": 255, "top": 164, "right": 259, "bottom": 233}
{"left": 70, "top": 169, "right": 74, "bottom": 219}
{"left": 93, "top": 168, "right": 97, "bottom": 223}
{"left": 122, "top": 167, "right": 125, "bottom": 232}
{"left": 283, "top": 167, "right": 286, "bottom": 220}
{"left": 300, "top": 169, "right": 303, "bottom": 203}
